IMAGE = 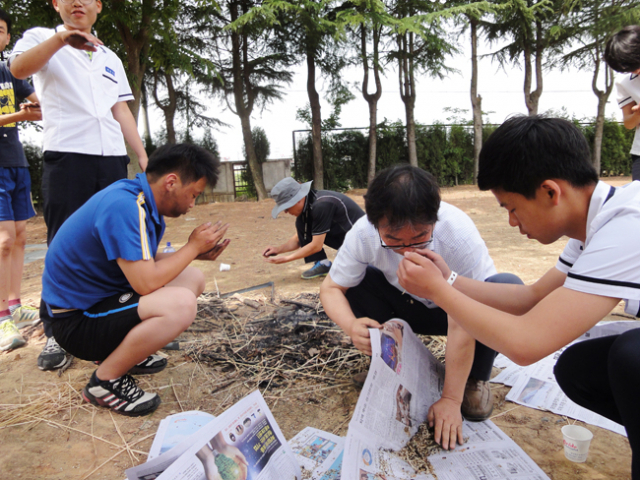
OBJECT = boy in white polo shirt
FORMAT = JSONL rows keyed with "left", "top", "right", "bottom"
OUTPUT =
{"left": 8, "top": 0, "right": 148, "bottom": 370}
{"left": 604, "top": 25, "right": 640, "bottom": 181}
{"left": 397, "top": 116, "right": 640, "bottom": 478}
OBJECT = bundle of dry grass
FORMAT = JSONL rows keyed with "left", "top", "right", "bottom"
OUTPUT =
{"left": 187, "top": 293, "right": 367, "bottom": 394}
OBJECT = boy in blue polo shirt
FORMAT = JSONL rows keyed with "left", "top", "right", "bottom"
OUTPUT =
{"left": 42, "top": 143, "right": 230, "bottom": 416}
{"left": 0, "top": 8, "right": 42, "bottom": 351}
{"left": 8, "top": 0, "right": 149, "bottom": 370}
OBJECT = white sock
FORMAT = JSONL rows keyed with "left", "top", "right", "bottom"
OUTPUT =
{"left": 319, "top": 259, "right": 331, "bottom": 267}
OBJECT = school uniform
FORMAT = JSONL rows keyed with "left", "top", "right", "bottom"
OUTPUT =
{"left": 331, "top": 204, "right": 522, "bottom": 381}
{"left": 615, "top": 72, "right": 640, "bottom": 180}
{"left": 554, "top": 181, "right": 640, "bottom": 476}
{"left": 10, "top": 26, "right": 133, "bottom": 244}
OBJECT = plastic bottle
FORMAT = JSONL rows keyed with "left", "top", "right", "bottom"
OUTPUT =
{"left": 163, "top": 242, "right": 176, "bottom": 253}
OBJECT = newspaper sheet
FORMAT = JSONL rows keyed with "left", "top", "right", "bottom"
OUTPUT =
{"left": 340, "top": 319, "right": 550, "bottom": 480}
{"left": 491, "top": 321, "right": 638, "bottom": 436}
{"left": 126, "top": 390, "right": 301, "bottom": 480}
{"left": 148, "top": 411, "right": 217, "bottom": 460}
{"left": 289, "top": 427, "right": 344, "bottom": 479}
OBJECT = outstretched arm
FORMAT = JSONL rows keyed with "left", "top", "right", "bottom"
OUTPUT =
{"left": 10, "top": 29, "right": 103, "bottom": 79}
{"left": 264, "top": 233, "right": 326, "bottom": 264}
{"left": 398, "top": 252, "right": 619, "bottom": 365}
{"left": 399, "top": 248, "right": 565, "bottom": 315}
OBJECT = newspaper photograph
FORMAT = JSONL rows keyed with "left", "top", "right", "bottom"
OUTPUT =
{"left": 148, "top": 411, "right": 217, "bottom": 460}
{"left": 126, "top": 390, "right": 301, "bottom": 480}
{"left": 289, "top": 427, "right": 344, "bottom": 479}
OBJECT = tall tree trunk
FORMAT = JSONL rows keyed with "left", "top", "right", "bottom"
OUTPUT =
{"left": 152, "top": 72, "right": 178, "bottom": 144}
{"left": 306, "top": 49, "right": 324, "bottom": 189}
{"left": 230, "top": 0, "right": 267, "bottom": 200}
{"left": 592, "top": 55, "right": 615, "bottom": 175}
{"left": 140, "top": 82, "right": 152, "bottom": 150}
{"left": 524, "top": 21, "right": 544, "bottom": 116}
{"left": 398, "top": 32, "right": 417, "bottom": 167}
{"left": 361, "top": 24, "right": 382, "bottom": 184}
{"left": 112, "top": 0, "right": 153, "bottom": 177}
{"left": 469, "top": 17, "right": 482, "bottom": 184}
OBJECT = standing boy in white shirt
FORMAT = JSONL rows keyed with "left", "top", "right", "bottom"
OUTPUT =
{"left": 8, "top": 0, "right": 148, "bottom": 370}
{"left": 604, "top": 25, "right": 640, "bottom": 181}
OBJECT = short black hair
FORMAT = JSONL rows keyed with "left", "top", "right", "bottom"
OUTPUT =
{"left": 0, "top": 8, "right": 12, "bottom": 34}
{"left": 146, "top": 143, "right": 220, "bottom": 187}
{"left": 364, "top": 165, "right": 440, "bottom": 229}
{"left": 604, "top": 25, "right": 640, "bottom": 73}
{"left": 477, "top": 115, "right": 598, "bottom": 198}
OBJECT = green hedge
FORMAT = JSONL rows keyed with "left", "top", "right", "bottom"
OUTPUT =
{"left": 294, "top": 119, "right": 636, "bottom": 191}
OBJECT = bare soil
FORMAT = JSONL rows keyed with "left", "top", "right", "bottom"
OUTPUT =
{"left": 0, "top": 178, "right": 634, "bottom": 480}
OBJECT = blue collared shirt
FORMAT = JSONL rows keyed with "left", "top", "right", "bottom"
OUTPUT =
{"left": 42, "top": 173, "right": 165, "bottom": 310}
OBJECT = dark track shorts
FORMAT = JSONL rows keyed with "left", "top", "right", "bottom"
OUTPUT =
{"left": 50, "top": 291, "right": 142, "bottom": 362}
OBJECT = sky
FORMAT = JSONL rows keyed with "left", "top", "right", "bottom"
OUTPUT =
{"left": 141, "top": 37, "right": 623, "bottom": 162}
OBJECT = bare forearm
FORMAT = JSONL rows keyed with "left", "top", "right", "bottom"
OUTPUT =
{"left": 120, "top": 244, "right": 200, "bottom": 295}
{"left": 452, "top": 276, "right": 534, "bottom": 315}
{"left": 0, "top": 110, "right": 29, "bottom": 126}
{"left": 622, "top": 104, "right": 640, "bottom": 130}
{"left": 320, "top": 283, "right": 357, "bottom": 335}
{"left": 441, "top": 321, "right": 475, "bottom": 403}
{"left": 276, "top": 235, "right": 301, "bottom": 254}
{"left": 10, "top": 35, "right": 65, "bottom": 78}
{"left": 113, "top": 102, "right": 148, "bottom": 171}
{"left": 284, "top": 240, "right": 323, "bottom": 262}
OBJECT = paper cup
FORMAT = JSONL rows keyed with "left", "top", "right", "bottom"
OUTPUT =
{"left": 561, "top": 425, "right": 593, "bottom": 463}
{"left": 219, "top": 263, "right": 231, "bottom": 272}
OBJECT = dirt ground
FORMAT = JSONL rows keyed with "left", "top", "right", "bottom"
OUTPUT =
{"left": 0, "top": 177, "right": 635, "bottom": 480}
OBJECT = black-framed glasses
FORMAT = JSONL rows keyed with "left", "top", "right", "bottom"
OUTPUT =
{"left": 378, "top": 228, "right": 434, "bottom": 251}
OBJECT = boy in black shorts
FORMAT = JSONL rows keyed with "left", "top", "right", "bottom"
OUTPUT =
{"left": 41, "top": 144, "right": 230, "bottom": 416}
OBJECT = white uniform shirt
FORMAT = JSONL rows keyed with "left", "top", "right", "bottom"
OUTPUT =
{"left": 615, "top": 72, "right": 640, "bottom": 156}
{"left": 10, "top": 26, "right": 134, "bottom": 156}
{"left": 331, "top": 201, "right": 497, "bottom": 308}
{"left": 556, "top": 181, "right": 640, "bottom": 316}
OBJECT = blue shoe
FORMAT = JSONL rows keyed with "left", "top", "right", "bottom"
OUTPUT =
{"left": 301, "top": 261, "right": 331, "bottom": 279}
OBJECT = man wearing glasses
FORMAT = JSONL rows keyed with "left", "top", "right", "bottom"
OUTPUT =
{"left": 9, "top": 0, "right": 148, "bottom": 370}
{"left": 320, "top": 165, "right": 522, "bottom": 449}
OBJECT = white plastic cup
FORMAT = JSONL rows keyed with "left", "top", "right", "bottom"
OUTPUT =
{"left": 219, "top": 263, "right": 231, "bottom": 272}
{"left": 561, "top": 425, "right": 593, "bottom": 463}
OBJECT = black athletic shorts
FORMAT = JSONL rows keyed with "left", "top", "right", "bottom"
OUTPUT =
{"left": 50, "top": 292, "right": 142, "bottom": 362}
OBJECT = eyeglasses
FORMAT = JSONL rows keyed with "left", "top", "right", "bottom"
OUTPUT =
{"left": 59, "top": 0, "right": 96, "bottom": 5}
{"left": 378, "top": 228, "right": 434, "bottom": 251}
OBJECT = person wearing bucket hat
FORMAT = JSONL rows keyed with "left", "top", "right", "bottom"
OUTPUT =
{"left": 263, "top": 177, "right": 364, "bottom": 279}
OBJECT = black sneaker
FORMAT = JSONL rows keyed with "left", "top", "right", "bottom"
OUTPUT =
{"left": 82, "top": 371, "right": 161, "bottom": 417}
{"left": 38, "top": 337, "right": 68, "bottom": 371}
{"left": 301, "top": 261, "right": 331, "bottom": 279}
{"left": 129, "top": 354, "right": 168, "bottom": 375}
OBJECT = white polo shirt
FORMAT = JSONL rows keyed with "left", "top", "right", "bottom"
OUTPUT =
{"left": 330, "top": 202, "right": 497, "bottom": 309}
{"left": 615, "top": 72, "right": 640, "bottom": 156}
{"left": 10, "top": 26, "right": 134, "bottom": 156}
{"left": 556, "top": 181, "right": 640, "bottom": 316}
